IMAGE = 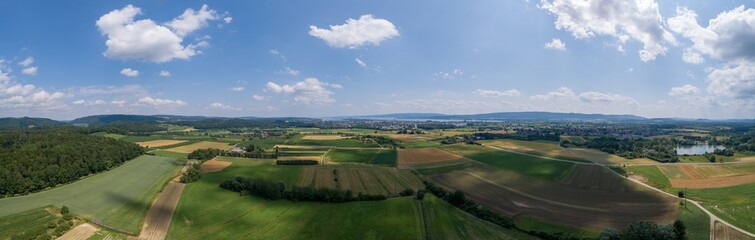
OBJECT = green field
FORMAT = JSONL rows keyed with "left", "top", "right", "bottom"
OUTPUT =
{"left": 400, "top": 140, "right": 442, "bottom": 149}
{"left": 626, "top": 166, "right": 672, "bottom": 190}
{"left": 168, "top": 157, "right": 531, "bottom": 239}
{"left": 0, "top": 207, "right": 61, "bottom": 239}
{"left": 326, "top": 149, "right": 397, "bottom": 166}
{"left": 441, "top": 145, "right": 574, "bottom": 182}
{"left": 680, "top": 183, "right": 755, "bottom": 233}
{"left": 236, "top": 136, "right": 289, "bottom": 150}
{"left": 514, "top": 216, "right": 599, "bottom": 238}
{"left": 119, "top": 135, "right": 172, "bottom": 142}
{"left": 295, "top": 138, "right": 381, "bottom": 148}
{"left": 420, "top": 195, "right": 536, "bottom": 240}
{"left": 0, "top": 155, "right": 181, "bottom": 233}
{"left": 677, "top": 203, "right": 710, "bottom": 240}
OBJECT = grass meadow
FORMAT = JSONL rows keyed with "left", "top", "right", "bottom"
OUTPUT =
{"left": 326, "top": 148, "right": 397, "bottom": 166}
{"left": 440, "top": 144, "right": 574, "bottom": 182}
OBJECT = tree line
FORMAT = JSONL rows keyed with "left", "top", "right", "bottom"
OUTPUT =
{"left": 275, "top": 160, "right": 319, "bottom": 165}
{"left": 0, "top": 128, "right": 144, "bottom": 197}
{"left": 188, "top": 148, "right": 278, "bottom": 160}
{"left": 219, "top": 176, "right": 386, "bottom": 202}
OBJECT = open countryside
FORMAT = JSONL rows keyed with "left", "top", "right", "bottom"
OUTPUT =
{"left": 2, "top": 1, "right": 755, "bottom": 240}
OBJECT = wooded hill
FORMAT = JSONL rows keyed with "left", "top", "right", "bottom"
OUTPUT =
{"left": 0, "top": 128, "right": 144, "bottom": 197}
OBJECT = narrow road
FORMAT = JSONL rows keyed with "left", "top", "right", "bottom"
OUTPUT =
{"left": 483, "top": 145, "right": 755, "bottom": 239}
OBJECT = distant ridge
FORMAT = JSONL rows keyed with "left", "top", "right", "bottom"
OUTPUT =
{"left": 0, "top": 117, "right": 64, "bottom": 129}
{"left": 349, "top": 111, "right": 646, "bottom": 121}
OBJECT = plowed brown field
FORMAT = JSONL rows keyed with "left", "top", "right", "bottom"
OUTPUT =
{"left": 57, "top": 223, "right": 98, "bottom": 240}
{"left": 397, "top": 148, "right": 465, "bottom": 168}
{"left": 296, "top": 165, "right": 423, "bottom": 196}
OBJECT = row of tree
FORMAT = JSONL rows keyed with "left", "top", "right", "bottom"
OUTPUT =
{"left": 0, "top": 128, "right": 144, "bottom": 197}
{"left": 423, "top": 180, "right": 515, "bottom": 229}
{"left": 275, "top": 160, "right": 319, "bottom": 165}
{"left": 562, "top": 136, "right": 678, "bottom": 162}
{"left": 187, "top": 148, "right": 278, "bottom": 160}
{"left": 219, "top": 176, "right": 386, "bottom": 202}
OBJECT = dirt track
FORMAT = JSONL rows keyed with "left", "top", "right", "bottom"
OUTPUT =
{"left": 135, "top": 182, "right": 185, "bottom": 240}
{"left": 57, "top": 223, "right": 98, "bottom": 240}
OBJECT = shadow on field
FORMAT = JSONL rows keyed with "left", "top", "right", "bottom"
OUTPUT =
{"left": 426, "top": 164, "right": 679, "bottom": 231}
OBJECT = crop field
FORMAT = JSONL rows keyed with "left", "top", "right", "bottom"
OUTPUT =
{"left": 301, "top": 135, "right": 346, "bottom": 140}
{"left": 326, "top": 149, "right": 396, "bottom": 166}
{"left": 397, "top": 147, "right": 466, "bottom": 167}
{"left": 670, "top": 174, "right": 755, "bottom": 188}
{"left": 0, "top": 207, "right": 60, "bottom": 239}
{"left": 420, "top": 195, "right": 537, "bottom": 240}
{"left": 58, "top": 223, "right": 98, "bottom": 240}
{"left": 441, "top": 144, "right": 574, "bottom": 182}
{"left": 165, "top": 141, "right": 232, "bottom": 153}
{"left": 382, "top": 134, "right": 429, "bottom": 142}
{"left": 715, "top": 221, "right": 750, "bottom": 240}
{"left": 168, "top": 156, "right": 529, "bottom": 240}
{"left": 168, "top": 163, "right": 420, "bottom": 240}
{"left": 400, "top": 140, "right": 442, "bottom": 149}
{"left": 426, "top": 165, "right": 679, "bottom": 231}
{"left": 651, "top": 164, "right": 755, "bottom": 188}
{"left": 0, "top": 155, "right": 181, "bottom": 233}
{"left": 200, "top": 159, "right": 232, "bottom": 172}
{"left": 296, "top": 165, "right": 423, "bottom": 196}
{"left": 480, "top": 139, "right": 656, "bottom": 164}
{"left": 624, "top": 165, "right": 673, "bottom": 190}
{"left": 681, "top": 183, "right": 755, "bottom": 233}
{"left": 677, "top": 203, "right": 710, "bottom": 240}
{"left": 92, "top": 132, "right": 126, "bottom": 140}
{"left": 136, "top": 139, "right": 187, "bottom": 148}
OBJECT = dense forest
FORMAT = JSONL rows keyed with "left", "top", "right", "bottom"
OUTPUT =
{"left": 0, "top": 117, "right": 65, "bottom": 130}
{"left": 0, "top": 128, "right": 144, "bottom": 196}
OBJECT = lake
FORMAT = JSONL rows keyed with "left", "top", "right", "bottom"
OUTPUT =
{"left": 675, "top": 144, "right": 724, "bottom": 155}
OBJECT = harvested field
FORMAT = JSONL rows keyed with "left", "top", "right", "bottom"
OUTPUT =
{"left": 199, "top": 160, "right": 232, "bottom": 173}
{"left": 678, "top": 165, "right": 705, "bottom": 179}
{"left": 136, "top": 140, "right": 187, "bottom": 148}
{"left": 301, "top": 135, "right": 346, "bottom": 140}
{"left": 165, "top": 141, "right": 231, "bottom": 153}
{"left": 670, "top": 173, "right": 755, "bottom": 188}
{"left": 58, "top": 223, "right": 98, "bottom": 240}
{"left": 714, "top": 221, "right": 750, "bottom": 240}
{"left": 397, "top": 148, "right": 465, "bottom": 167}
{"left": 137, "top": 182, "right": 185, "bottom": 240}
{"left": 426, "top": 166, "right": 679, "bottom": 231}
{"left": 296, "top": 165, "right": 423, "bottom": 196}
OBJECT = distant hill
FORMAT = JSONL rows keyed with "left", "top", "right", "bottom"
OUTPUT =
{"left": 352, "top": 111, "right": 646, "bottom": 121}
{"left": 0, "top": 117, "right": 65, "bottom": 129}
{"left": 71, "top": 114, "right": 165, "bottom": 125}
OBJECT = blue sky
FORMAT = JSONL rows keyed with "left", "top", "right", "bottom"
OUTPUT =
{"left": 0, "top": 1, "right": 753, "bottom": 120}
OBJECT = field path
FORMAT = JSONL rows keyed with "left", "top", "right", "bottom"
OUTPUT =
{"left": 134, "top": 182, "right": 185, "bottom": 240}
{"left": 57, "top": 223, "right": 98, "bottom": 240}
{"left": 483, "top": 144, "right": 755, "bottom": 240}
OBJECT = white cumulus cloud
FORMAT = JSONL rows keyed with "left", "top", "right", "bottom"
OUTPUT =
{"left": 17, "top": 57, "right": 34, "bottom": 67}
{"left": 530, "top": 87, "right": 576, "bottom": 100}
{"left": 309, "top": 15, "right": 399, "bottom": 48}
{"left": 252, "top": 94, "right": 267, "bottom": 101}
{"left": 120, "top": 68, "right": 140, "bottom": 77}
{"left": 208, "top": 102, "right": 241, "bottom": 111}
{"left": 669, "top": 84, "right": 701, "bottom": 97}
{"left": 230, "top": 86, "right": 245, "bottom": 92}
{"left": 265, "top": 78, "right": 340, "bottom": 104}
{"left": 159, "top": 70, "right": 171, "bottom": 77}
{"left": 96, "top": 4, "right": 220, "bottom": 63}
{"left": 136, "top": 97, "right": 186, "bottom": 106}
{"left": 21, "top": 67, "right": 38, "bottom": 76}
{"left": 544, "top": 38, "right": 566, "bottom": 50}
{"left": 540, "top": 0, "right": 676, "bottom": 62}
{"left": 577, "top": 91, "right": 638, "bottom": 105}
{"left": 475, "top": 89, "right": 522, "bottom": 97}
{"left": 669, "top": 6, "right": 755, "bottom": 63}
